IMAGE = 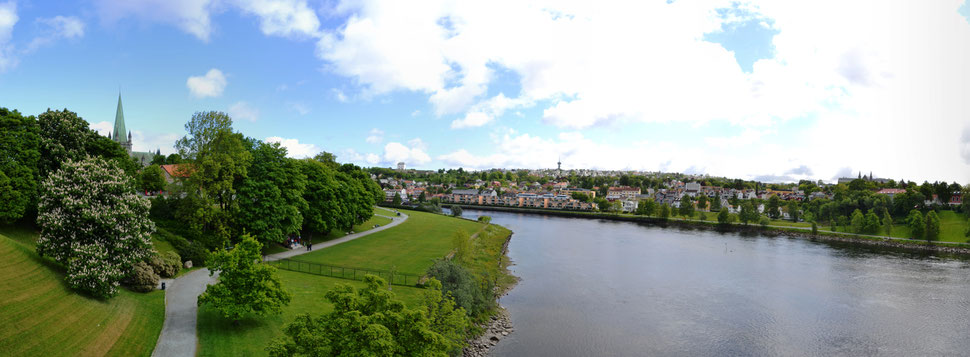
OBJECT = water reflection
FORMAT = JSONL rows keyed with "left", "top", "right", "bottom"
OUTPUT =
{"left": 458, "top": 209, "right": 970, "bottom": 356}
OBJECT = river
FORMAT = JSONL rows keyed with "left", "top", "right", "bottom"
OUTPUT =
{"left": 458, "top": 209, "right": 970, "bottom": 356}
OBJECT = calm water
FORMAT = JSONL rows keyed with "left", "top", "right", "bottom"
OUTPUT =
{"left": 459, "top": 209, "right": 970, "bottom": 357}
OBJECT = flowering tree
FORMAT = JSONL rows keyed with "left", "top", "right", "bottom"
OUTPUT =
{"left": 37, "top": 157, "right": 155, "bottom": 298}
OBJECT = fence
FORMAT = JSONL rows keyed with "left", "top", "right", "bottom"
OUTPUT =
{"left": 269, "top": 258, "right": 422, "bottom": 287}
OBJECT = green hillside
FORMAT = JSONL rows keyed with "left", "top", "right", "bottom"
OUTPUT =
{"left": 0, "top": 232, "right": 164, "bottom": 357}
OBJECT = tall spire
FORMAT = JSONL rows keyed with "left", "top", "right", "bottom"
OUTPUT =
{"left": 113, "top": 92, "right": 127, "bottom": 144}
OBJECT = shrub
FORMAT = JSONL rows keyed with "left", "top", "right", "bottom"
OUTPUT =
{"left": 146, "top": 254, "right": 167, "bottom": 276}
{"left": 125, "top": 261, "right": 160, "bottom": 293}
{"left": 811, "top": 221, "right": 818, "bottom": 235}
{"left": 477, "top": 215, "right": 492, "bottom": 224}
{"left": 169, "top": 235, "right": 209, "bottom": 266}
{"left": 426, "top": 259, "right": 490, "bottom": 316}
{"left": 759, "top": 216, "right": 770, "bottom": 228}
{"left": 450, "top": 205, "right": 463, "bottom": 217}
{"left": 162, "top": 251, "right": 182, "bottom": 277}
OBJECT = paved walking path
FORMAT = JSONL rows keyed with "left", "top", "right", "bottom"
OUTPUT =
{"left": 151, "top": 211, "right": 409, "bottom": 357}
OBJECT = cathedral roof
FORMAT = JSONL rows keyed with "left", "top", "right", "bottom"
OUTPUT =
{"left": 113, "top": 93, "right": 127, "bottom": 143}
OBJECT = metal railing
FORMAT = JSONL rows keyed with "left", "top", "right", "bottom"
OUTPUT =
{"left": 269, "top": 258, "right": 421, "bottom": 287}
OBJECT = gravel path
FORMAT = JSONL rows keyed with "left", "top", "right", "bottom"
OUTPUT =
{"left": 151, "top": 210, "right": 409, "bottom": 357}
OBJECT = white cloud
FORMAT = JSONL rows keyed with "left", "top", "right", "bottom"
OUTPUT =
{"left": 961, "top": 126, "right": 970, "bottom": 165}
{"left": 318, "top": 0, "right": 970, "bottom": 182}
{"left": 94, "top": 0, "right": 216, "bottom": 41}
{"left": 90, "top": 120, "right": 112, "bottom": 137}
{"left": 0, "top": 1, "right": 18, "bottom": 72}
{"left": 228, "top": 101, "right": 259, "bottom": 122}
{"left": 286, "top": 101, "right": 310, "bottom": 115}
{"left": 187, "top": 68, "right": 227, "bottom": 98}
{"left": 233, "top": 0, "right": 321, "bottom": 39}
{"left": 332, "top": 88, "right": 349, "bottom": 102}
{"left": 90, "top": 121, "right": 178, "bottom": 155}
{"left": 26, "top": 16, "right": 84, "bottom": 52}
{"left": 382, "top": 141, "right": 430, "bottom": 166}
{"left": 265, "top": 136, "right": 320, "bottom": 158}
{"left": 365, "top": 128, "right": 383, "bottom": 144}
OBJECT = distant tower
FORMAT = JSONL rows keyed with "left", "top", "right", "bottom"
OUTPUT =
{"left": 557, "top": 156, "right": 562, "bottom": 178}
{"left": 397, "top": 162, "right": 406, "bottom": 171}
{"left": 113, "top": 93, "right": 132, "bottom": 153}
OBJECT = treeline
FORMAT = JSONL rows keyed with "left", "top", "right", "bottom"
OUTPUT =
{"left": 0, "top": 107, "right": 381, "bottom": 297}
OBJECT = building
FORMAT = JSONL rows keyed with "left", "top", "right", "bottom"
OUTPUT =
{"left": 160, "top": 164, "right": 191, "bottom": 184}
{"left": 606, "top": 186, "right": 641, "bottom": 201}
{"left": 875, "top": 188, "right": 906, "bottom": 200}
{"left": 397, "top": 162, "right": 406, "bottom": 171}
{"left": 110, "top": 93, "right": 156, "bottom": 166}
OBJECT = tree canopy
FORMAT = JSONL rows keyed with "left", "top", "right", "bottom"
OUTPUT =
{"left": 198, "top": 234, "right": 291, "bottom": 321}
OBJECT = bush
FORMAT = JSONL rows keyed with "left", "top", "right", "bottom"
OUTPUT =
{"left": 450, "top": 205, "right": 463, "bottom": 217}
{"left": 168, "top": 234, "right": 210, "bottom": 266}
{"left": 811, "top": 221, "right": 818, "bottom": 235}
{"left": 124, "top": 261, "right": 160, "bottom": 293}
{"left": 759, "top": 216, "right": 770, "bottom": 228}
{"left": 147, "top": 251, "right": 182, "bottom": 278}
{"left": 426, "top": 259, "right": 490, "bottom": 316}
{"left": 477, "top": 215, "right": 492, "bottom": 224}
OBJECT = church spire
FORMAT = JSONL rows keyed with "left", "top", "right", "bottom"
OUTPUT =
{"left": 113, "top": 92, "right": 127, "bottom": 145}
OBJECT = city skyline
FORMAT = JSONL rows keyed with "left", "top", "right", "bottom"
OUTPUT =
{"left": 0, "top": 1, "right": 969, "bottom": 183}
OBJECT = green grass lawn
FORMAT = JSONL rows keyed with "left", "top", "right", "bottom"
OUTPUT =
{"left": 374, "top": 206, "right": 401, "bottom": 216}
{"left": 296, "top": 210, "right": 485, "bottom": 275}
{"left": 197, "top": 270, "right": 426, "bottom": 357}
{"left": 262, "top": 214, "right": 394, "bottom": 255}
{"left": 0, "top": 234, "right": 165, "bottom": 357}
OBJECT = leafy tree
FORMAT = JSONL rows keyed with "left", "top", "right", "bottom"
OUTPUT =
{"left": 0, "top": 107, "right": 40, "bottom": 223}
{"left": 595, "top": 197, "right": 610, "bottom": 211}
{"left": 759, "top": 216, "right": 770, "bottom": 228}
{"left": 236, "top": 142, "right": 308, "bottom": 245}
{"left": 450, "top": 204, "right": 463, "bottom": 217}
{"left": 765, "top": 195, "right": 781, "bottom": 219}
{"left": 477, "top": 215, "right": 492, "bottom": 224}
{"left": 739, "top": 202, "right": 758, "bottom": 225}
{"left": 296, "top": 159, "right": 341, "bottom": 240}
{"left": 850, "top": 209, "right": 865, "bottom": 233}
{"left": 882, "top": 211, "right": 893, "bottom": 236}
{"left": 571, "top": 192, "right": 592, "bottom": 202}
{"left": 811, "top": 221, "right": 818, "bottom": 235}
{"left": 451, "top": 230, "right": 472, "bottom": 266}
{"left": 426, "top": 259, "right": 489, "bottom": 316}
{"left": 150, "top": 154, "right": 167, "bottom": 166}
{"left": 696, "top": 195, "right": 709, "bottom": 211}
{"left": 863, "top": 211, "right": 881, "bottom": 234}
{"left": 658, "top": 203, "right": 671, "bottom": 221}
{"left": 198, "top": 234, "right": 291, "bottom": 322}
{"left": 266, "top": 275, "right": 456, "bottom": 356}
{"left": 392, "top": 192, "right": 402, "bottom": 205}
{"left": 36, "top": 157, "right": 154, "bottom": 298}
{"left": 636, "top": 199, "right": 657, "bottom": 216}
{"left": 679, "top": 195, "right": 695, "bottom": 220}
{"left": 38, "top": 109, "right": 95, "bottom": 178}
{"left": 139, "top": 164, "right": 166, "bottom": 193}
{"left": 717, "top": 207, "right": 732, "bottom": 225}
{"left": 710, "top": 195, "right": 722, "bottom": 211}
{"left": 924, "top": 211, "right": 940, "bottom": 241}
{"left": 165, "top": 153, "right": 183, "bottom": 164}
{"left": 907, "top": 210, "right": 925, "bottom": 240}
{"left": 418, "top": 191, "right": 427, "bottom": 202}
{"left": 786, "top": 201, "right": 801, "bottom": 222}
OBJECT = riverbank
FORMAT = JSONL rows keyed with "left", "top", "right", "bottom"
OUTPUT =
{"left": 453, "top": 204, "right": 970, "bottom": 257}
{"left": 463, "top": 227, "right": 518, "bottom": 357}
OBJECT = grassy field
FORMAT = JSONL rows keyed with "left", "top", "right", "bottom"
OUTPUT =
{"left": 262, "top": 214, "right": 394, "bottom": 255}
{"left": 0, "top": 233, "right": 165, "bottom": 357}
{"left": 296, "top": 210, "right": 485, "bottom": 275}
{"left": 197, "top": 268, "right": 426, "bottom": 356}
{"left": 374, "top": 206, "right": 398, "bottom": 216}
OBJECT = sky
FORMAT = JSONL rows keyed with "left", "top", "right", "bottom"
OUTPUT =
{"left": 1, "top": 0, "right": 969, "bottom": 184}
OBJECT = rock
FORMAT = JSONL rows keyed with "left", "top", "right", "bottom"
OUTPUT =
{"left": 489, "top": 336, "right": 500, "bottom": 342}
{"left": 501, "top": 331, "right": 508, "bottom": 336}
{"left": 183, "top": 260, "right": 193, "bottom": 269}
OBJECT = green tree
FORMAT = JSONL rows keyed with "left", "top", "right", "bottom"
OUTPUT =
{"left": 659, "top": 203, "right": 671, "bottom": 221}
{"left": 907, "top": 210, "right": 925, "bottom": 240}
{"left": 882, "top": 211, "right": 893, "bottom": 236}
{"left": 0, "top": 107, "right": 40, "bottom": 223}
{"left": 717, "top": 207, "right": 732, "bottom": 225}
{"left": 139, "top": 164, "right": 166, "bottom": 193}
{"left": 426, "top": 259, "right": 489, "bottom": 316}
{"left": 418, "top": 191, "right": 427, "bottom": 202}
{"left": 710, "top": 195, "right": 722, "bottom": 211}
{"left": 679, "top": 195, "right": 695, "bottom": 220}
{"left": 392, "top": 192, "right": 402, "bottom": 205}
{"left": 786, "top": 201, "right": 801, "bottom": 222}
{"left": 696, "top": 195, "right": 709, "bottom": 211}
{"left": 759, "top": 216, "right": 770, "bottom": 228}
{"left": 863, "top": 211, "right": 881, "bottom": 234}
{"left": 236, "top": 141, "right": 308, "bottom": 245}
{"left": 198, "top": 235, "right": 291, "bottom": 322}
{"left": 924, "top": 210, "right": 940, "bottom": 241}
{"left": 451, "top": 230, "right": 472, "bottom": 266}
{"left": 850, "top": 209, "right": 865, "bottom": 233}
{"left": 450, "top": 205, "right": 463, "bottom": 217}
{"left": 296, "top": 159, "right": 342, "bottom": 240}
{"left": 811, "top": 221, "right": 818, "bottom": 235}
{"left": 36, "top": 157, "right": 154, "bottom": 298}
{"left": 637, "top": 199, "right": 657, "bottom": 216}
{"left": 571, "top": 192, "right": 592, "bottom": 203}
{"left": 765, "top": 195, "right": 781, "bottom": 219}
{"left": 266, "top": 275, "right": 456, "bottom": 356}
{"left": 739, "top": 202, "right": 758, "bottom": 225}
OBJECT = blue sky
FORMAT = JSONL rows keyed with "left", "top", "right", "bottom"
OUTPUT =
{"left": 1, "top": 0, "right": 969, "bottom": 184}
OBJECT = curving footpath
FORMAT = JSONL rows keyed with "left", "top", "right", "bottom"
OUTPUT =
{"left": 151, "top": 211, "right": 409, "bottom": 357}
